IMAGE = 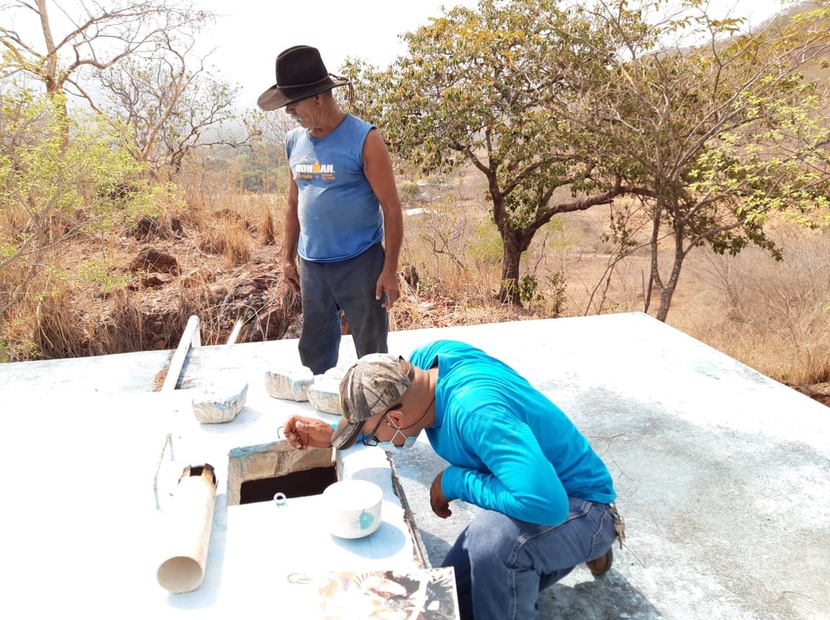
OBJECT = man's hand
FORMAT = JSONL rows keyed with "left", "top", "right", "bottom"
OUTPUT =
{"left": 282, "top": 415, "right": 333, "bottom": 450}
{"left": 430, "top": 470, "right": 452, "bottom": 519}
{"left": 376, "top": 268, "right": 399, "bottom": 309}
{"left": 282, "top": 261, "right": 300, "bottom": 294}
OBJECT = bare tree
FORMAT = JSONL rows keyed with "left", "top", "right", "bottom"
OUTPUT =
{"left": 1, "top": 0, "right": 213, "bottom": 126}
{"left": 98, "top": 40, "right": 245, "bottom": 176}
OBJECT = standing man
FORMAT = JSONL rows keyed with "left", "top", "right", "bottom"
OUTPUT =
{"left": 258, "top": 45, "right": 403, "bottom": 374}
{"left": 282, "top": 340, "right": 625, "bottom": 620}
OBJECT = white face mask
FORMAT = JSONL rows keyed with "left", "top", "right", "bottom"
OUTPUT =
{"left": 376, "top": 423, "right": 417, "bottom": 452}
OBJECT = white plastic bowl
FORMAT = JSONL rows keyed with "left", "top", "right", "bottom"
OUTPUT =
{"left": 323, "top": 479, "right": 383, "bottom": 539}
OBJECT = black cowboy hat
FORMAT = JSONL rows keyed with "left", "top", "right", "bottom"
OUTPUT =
{"left": 257, "top": 45, "right": 350, "bottom": 111}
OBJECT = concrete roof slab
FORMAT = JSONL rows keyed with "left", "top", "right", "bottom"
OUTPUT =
{"left": 0, "top": 312, "right": 827, "bottom": 619}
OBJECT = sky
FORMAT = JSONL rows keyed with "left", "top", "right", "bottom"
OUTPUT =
{"left": 191, "top": 0, "right": 792, "bottom": 110}
{"left": 2, "top": 0, "right": 793, "bottom": 111}
{"left": 192, "top": 0, "right": 479, "bottom": 109}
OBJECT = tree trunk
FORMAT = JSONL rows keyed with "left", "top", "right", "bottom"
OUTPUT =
{"left": 498, "top": 230, "right": 523, "bottom": 306}
{"left": 644, "top": 198, "right": 663, "bottom": 316}
{"left": 654, "top": 222, "right": 687, "bottom": 322}
{"left": 36, "top": 0, "right": 69, "bottom": 146}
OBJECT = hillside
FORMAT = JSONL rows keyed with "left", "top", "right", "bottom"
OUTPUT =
{"left": 5, "top": 163, "right": 827, "bottom": 409}
{"left": 1, "top": 2, "right": 829, "bottom": 410}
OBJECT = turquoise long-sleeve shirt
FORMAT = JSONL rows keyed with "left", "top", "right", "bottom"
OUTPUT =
{"left": 409, "top": 340, "right": 616, "bottom": 526}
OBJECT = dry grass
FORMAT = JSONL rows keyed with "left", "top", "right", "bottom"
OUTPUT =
{"left": 670, "top": 225, "right": 830, "bottom": 384}
{"left": 390, "top": 279, "right": 537, "bottom": 332}
{"left": 397, "top": 171, "right": 830, "bottom": 389}
{"left": 0, "top": 175, "right": 287, "bottom": 360}
{"left": 1, "top": 164, "right": 828, "bottom": 394}
{"left": 198, "top": 215, "right": 253, "bottom": 266}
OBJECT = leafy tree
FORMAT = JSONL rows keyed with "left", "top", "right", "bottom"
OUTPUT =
{"left": 0, "top": 86, "right": 158, "bottom": 316}
{"left": 353, "top": 0, "right": 640, "bottom": 304}
{"left": 568, "top": 0, "right": 830, "bottom": 320}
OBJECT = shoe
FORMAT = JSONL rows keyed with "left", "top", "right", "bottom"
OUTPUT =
{"left": 586, "top": 547, "right": 613, "bottom": 576}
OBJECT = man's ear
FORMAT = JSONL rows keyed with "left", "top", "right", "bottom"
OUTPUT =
{"left": 387, "top": 409, "right": 405, "bottom": 426}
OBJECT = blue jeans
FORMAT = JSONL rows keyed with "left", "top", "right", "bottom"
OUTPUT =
{"left": 442, "top": 498, "right": 618, "bottom": 620}
{"left": 298, "top": 243, "right": 388, "bottom": 374}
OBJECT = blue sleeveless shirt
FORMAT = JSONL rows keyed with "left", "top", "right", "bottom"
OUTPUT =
{"left": 286, "top": 114, "right": 383, "bottom": 262}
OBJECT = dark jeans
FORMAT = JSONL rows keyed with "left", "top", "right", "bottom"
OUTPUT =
{"left": 443, "top": 499, "right": 618, "bottom": 620}
{"left": 298, "top": 243, "right": 388, "bottom": 374}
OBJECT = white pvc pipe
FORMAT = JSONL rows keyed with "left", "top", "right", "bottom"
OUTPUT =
{"left": 156, "top": 464, "right": 217, "bottom": 594}
{"left": 161, "top": 315, "right": 201, "bottom": 392}
{"left": 226, "top": 318, "right": 245, "bottom": 345}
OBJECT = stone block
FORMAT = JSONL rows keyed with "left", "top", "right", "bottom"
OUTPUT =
{"left": 192, "top": 383, "right": 248, "bottom": 424}
{"left": 307, "top": 378, "right": 342, "bottom": 416}
{"left": 265, "top": 368, "right": 314, "bottom": 401}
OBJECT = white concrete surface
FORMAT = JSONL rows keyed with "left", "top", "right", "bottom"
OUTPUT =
{"left": 0, "top": 359, "right": 419, "bottom": 617}
{"left": 0, "top": 312, "right": 827, "bottom": 619}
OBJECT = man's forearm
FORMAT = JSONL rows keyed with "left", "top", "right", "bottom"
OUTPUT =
{"left": 283, "top": 206, "right": 300, "bottom": 263}
{"left": 382, "top": 208, "right": 403, "bottom": 272}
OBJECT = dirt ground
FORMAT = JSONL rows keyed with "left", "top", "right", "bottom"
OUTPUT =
{"left": 6, "top": 165, "right": 828, "bottom": 407}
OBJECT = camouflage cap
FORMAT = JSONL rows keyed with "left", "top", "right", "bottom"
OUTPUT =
{"left": 331, "top": 354, "right": 414, "bottom": 450}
